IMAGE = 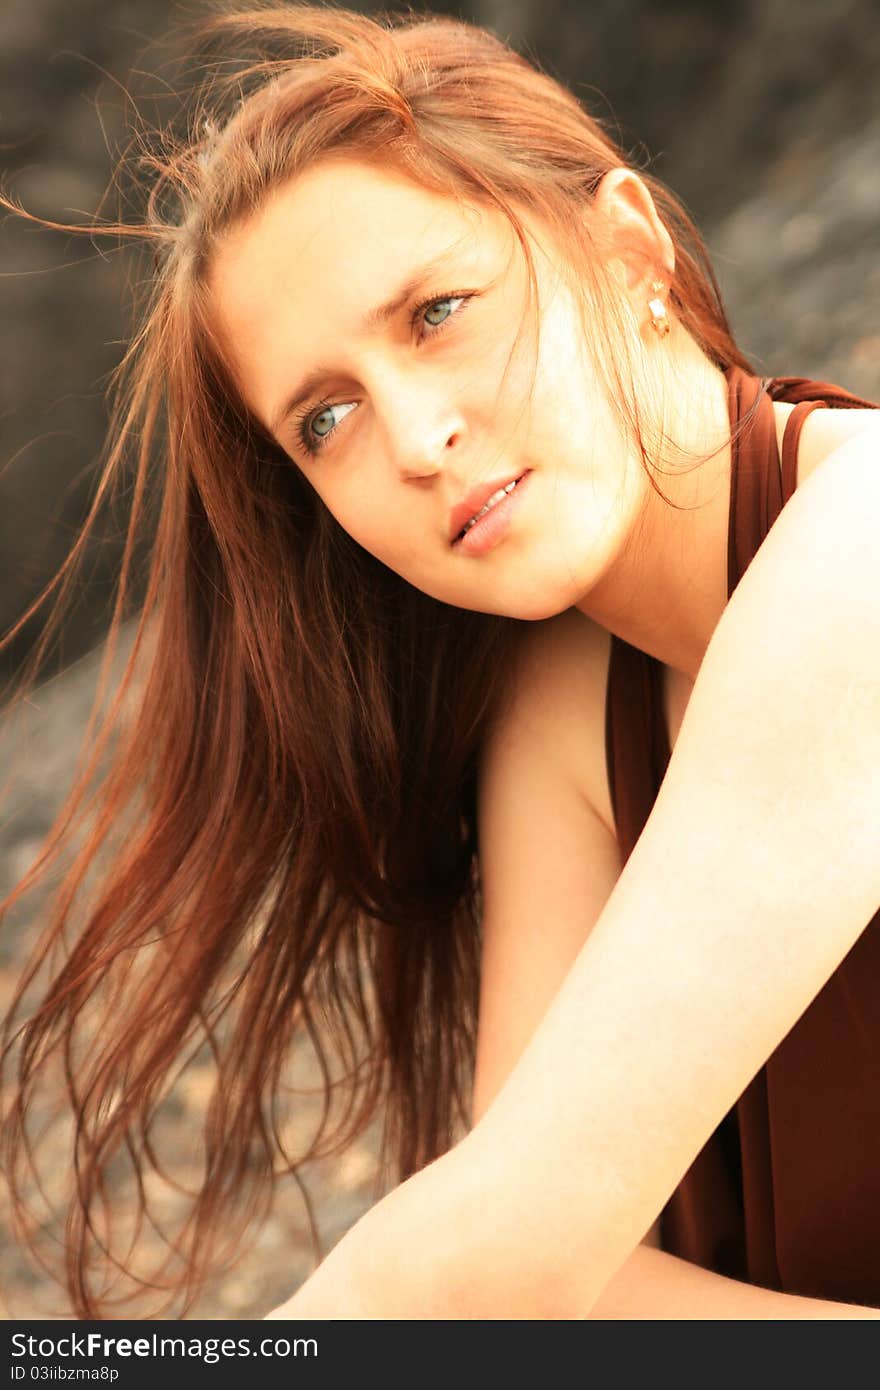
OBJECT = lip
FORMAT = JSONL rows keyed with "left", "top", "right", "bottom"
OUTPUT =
{"left": 450, "top": 470, "right": 532, "bottom": 557}
{"left": 448, "top": 470, "right": 529, "bottom": 544}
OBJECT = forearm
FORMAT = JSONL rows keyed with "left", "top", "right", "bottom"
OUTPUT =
{"left": 266, "top": 1153, "right": 880, "bottom": 1320}
{"left": 446, "top": 483, "right": 880, "bottom": 1314}
{"left": 379, "top": 1160, "right": 870, "bottom": 1320}
{"left": 293, "top": 1144, "right": 595, "bottom": 1319}
{"left": 588, "top": 1244, "right": 880, "bottom": 1320}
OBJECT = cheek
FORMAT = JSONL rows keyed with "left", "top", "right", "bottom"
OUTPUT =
{"left": 521, "top": 322, "right": 597, "bottom": 448}
{"left": 329, "top": 486, "right": 410, "bottom": 567}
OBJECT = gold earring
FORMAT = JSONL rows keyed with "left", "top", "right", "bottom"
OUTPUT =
{"left": 648, "top": 280, "right": 670, "bottom": 336}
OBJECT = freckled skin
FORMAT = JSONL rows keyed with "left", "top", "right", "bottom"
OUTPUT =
{"left": 208, "top": 158, "right": 652, "bottom": 623}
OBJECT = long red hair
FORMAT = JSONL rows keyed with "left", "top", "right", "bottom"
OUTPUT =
{"left": 0, "top": 2, "right": 752, "bottom": 1317}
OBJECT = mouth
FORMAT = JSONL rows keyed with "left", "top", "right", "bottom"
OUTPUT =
{"left": 450, "top": 471, "right": 529, "bottom": 546}
{"left": 450, "top": 470, "right": 532, "bottom": 556}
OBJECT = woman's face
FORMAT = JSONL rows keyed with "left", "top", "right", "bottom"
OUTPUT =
{"left": 209, "top": 157, "right": 650, "bottom": 620}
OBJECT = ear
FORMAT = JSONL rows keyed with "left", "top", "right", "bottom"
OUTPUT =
{"left": 591, "top": 168, "right": 675, "bottom": 297}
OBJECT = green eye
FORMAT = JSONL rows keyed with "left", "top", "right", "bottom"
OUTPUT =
{"left": 305, "top": 403, "right": 353, "bottom": 444}
{"left": 311, "top": 406, "right": 336, "bottom": 438}
{"left": 423, "top": 299, "right": 455, "bottom": 327}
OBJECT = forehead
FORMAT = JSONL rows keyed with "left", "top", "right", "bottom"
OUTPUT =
{"left": 207, "top": 157, "right": 517, "bottom": 424}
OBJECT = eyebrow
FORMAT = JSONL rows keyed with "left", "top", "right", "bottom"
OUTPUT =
{"left": 269, "top": 245, "right": 468, "bottom": 436}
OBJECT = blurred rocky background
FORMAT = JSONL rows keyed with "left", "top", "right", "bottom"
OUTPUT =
{"left": 1, "top": 0, "right": 878, "bottom": 1319}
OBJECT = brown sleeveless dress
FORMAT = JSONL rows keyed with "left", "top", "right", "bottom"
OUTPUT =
{"left": 604, "top": 364, "right": 880, "bottom": 1304}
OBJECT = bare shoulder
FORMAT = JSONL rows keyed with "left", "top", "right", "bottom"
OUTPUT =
{"left": 772, "top": 398, "right": 879, "bottom": 490}
{"left": 798, "top": 404, "right": 879, "bottom": 482}
{"left": 485, "top": 606, "right": 615, "bottom": 835}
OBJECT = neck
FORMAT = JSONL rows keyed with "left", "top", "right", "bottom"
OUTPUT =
{"left": 576, "top": 345, "right": 733, "bottom": 683}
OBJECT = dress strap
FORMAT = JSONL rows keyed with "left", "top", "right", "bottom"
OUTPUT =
{"left": 769, "top": 372, "right": 877, "bottom": 501}
{"left": 780, "top": 400, "right": 827, "bottom": 503}
{"left": 605, "top": 365, "right": 877, "bottom": 867}
{"left": 765, "top": 374, "right": 873, "bottom": 407}
{"left": 725, "top": 367, "right": 780, "bottom": 602}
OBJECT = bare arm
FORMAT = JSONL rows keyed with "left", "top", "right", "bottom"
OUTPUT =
{"left": 591, "top": 1249, "right": 880, "bottom": 1319}
{"left": 267, "top": 428, "right": 880, "bottom": 1321}
{"left": 441, "top": 429, "right": 880, "bottom": 1318}
{"left": 470, "top": 595, "right": 880, "bottom": 1320}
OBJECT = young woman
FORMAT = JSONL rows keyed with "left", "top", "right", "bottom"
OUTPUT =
{"left": 2, "top": 4, "right": 879, "bottom": 1320}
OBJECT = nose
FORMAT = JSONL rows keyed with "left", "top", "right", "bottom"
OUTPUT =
{"left": 377, "top": 378, "right": 466, "bottom": 481}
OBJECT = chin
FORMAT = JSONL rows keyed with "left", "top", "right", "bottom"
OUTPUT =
{"left": 503, "top": 566, "right": 597, "bottom": 622}
{"left": 465, "top": 586, "right": 582, "bottom": 624}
